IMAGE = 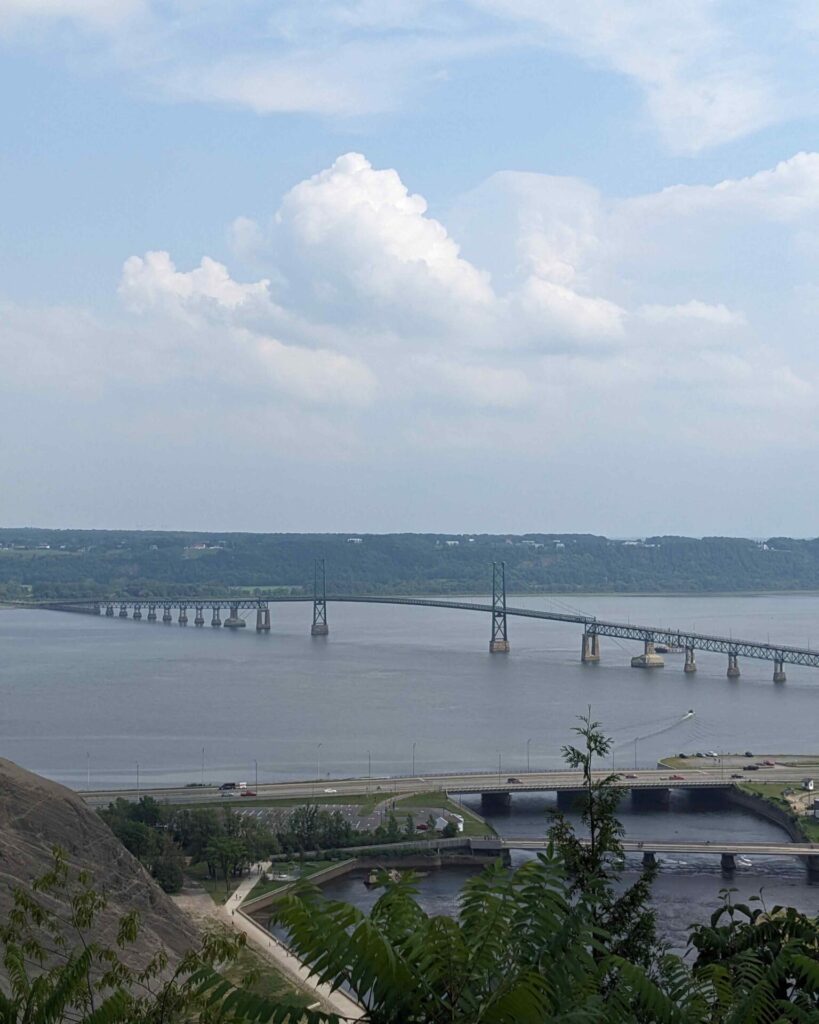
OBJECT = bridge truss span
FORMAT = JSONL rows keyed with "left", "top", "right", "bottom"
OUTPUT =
{"left": 34, "top": 563, "right": 819, "bottom": 677}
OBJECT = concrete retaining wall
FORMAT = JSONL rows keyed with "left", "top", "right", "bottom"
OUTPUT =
{"left": 727, "top": 787, "right": 807, "bottom": 841}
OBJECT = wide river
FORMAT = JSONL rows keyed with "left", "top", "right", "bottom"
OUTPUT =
{"left": 3, "top": 593, "right": 819, "bottom": 936}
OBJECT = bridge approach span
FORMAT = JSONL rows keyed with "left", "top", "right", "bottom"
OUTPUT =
{"left": 42, "top": 588, "right": 819, "bottom": 676}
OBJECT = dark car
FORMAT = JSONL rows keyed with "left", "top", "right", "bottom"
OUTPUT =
{"left": 744, "top": 751, "right": 754, "bottom": 757}
{"left": 743, "top": 764, "right": 759, "bottom": 771}
{"left": 219, "top": 782, "right": 236, "bottom": 790}
{"left": 506, "top": 776, "right": 522, "bottom": 784}
{"left": 731, "top": 773, "right": 743, "bottom": 779}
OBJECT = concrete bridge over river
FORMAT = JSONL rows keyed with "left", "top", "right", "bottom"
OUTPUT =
{"left": 35, "top": 560, "right": 819, "bottom": 681}
{"left": 470, "top": 837, "right": 819, "bottom": 879}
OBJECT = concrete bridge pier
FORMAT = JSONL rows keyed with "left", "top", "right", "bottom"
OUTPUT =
{"left": 631, "top": 640, "right": 665, "bottom": 669}
{"left": 256, "top": 607, "right": 271, "bottom": 632}
{"left": 118, "top": 603, "right": 128, "bottom": 618}
{"left": 721, "top": 852, "right": 736, "bottom": 872}
{"left": 806, "top": 856, "right": 819, "bottom": 883}
{"left": 162, "top": 606, "right": 172, "bottom": 624}
{"left": 147, "top": 604, "right": 157, "bottom": 621}
{"left": 480, "top": 791, "right": 512, "bottom": 813}
{"left": 224, "top": 604, "right": 246, "bottom": 628}
{"left": 684, "top": 646, "right": 697, "bottom": 673}
{"left": 631, "top": 787, "right": 670, "bottom": 810}
{"left": 194, "top": 605, "right": 204, "bottom": 626}
{"left": 105, "top": 604, "right": 114, "bottom": 617}
{"left": 132, "top": 605, "right": 142, "bottom": 620}
{"left": 581, "top": 632, "right": 600, "bottom": 663}
{"left": 178, "top": 606, "right": 188, "bottom": 626}
{"left": 727, "top": 652, "right": 740, "bottom": 678}
{"left": 556, "top": 789, "right": 585, "bottom": 811}
{"left": 642, "top": 851, "right": 657, "bottom": 868}
{"left": 93, "top": 603, "right": 101, "bottom": 615}
{"left": 773, "top": 658, "right": 786, "bottom": 683}
{"left": 211, "top": 606, "right": 222, "bottom": 627}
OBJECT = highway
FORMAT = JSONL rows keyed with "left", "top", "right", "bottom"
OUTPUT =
{"left": 78, "top": 765, "right": 814, "bottom": 808}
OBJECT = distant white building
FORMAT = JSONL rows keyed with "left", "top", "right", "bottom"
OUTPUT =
{"left": 445, "top": 540, "right": 459, "bottom": 547}
{"left": 802, "top": 777, "right": 815, "bottom": 792}
{"left": 346, "top": 537, "right": 363, "bottom": 544}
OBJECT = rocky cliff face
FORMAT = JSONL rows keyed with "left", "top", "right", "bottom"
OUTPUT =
{"left": 0, "top": 758, "right": 198, "bottom": 964}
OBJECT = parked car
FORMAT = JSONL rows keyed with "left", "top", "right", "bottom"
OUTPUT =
{"left": 323, "top": 787, "right": 338, "bottom": 794}
{"left": 415, "top": 823, "right": 429, "bottom": 831}
{"left": 762, "top": 759, "right": 776, "bottom": 766}
{"left": 677, "top": 753, "right": 688, "bottom": 759}
{"left": 731, "top": 773, "right": 743, "bottom": 779}
{"left": 744, "top": 751, "right": 754, "bottom": 757}
{"left": 668, "top": 774, "right": 685, "bottom": 780}
{"left": 506, "top": 777, "right": 522, "bottom": 784}
{"left": 625, "top": 773, "right": 638, "bottom": 779}
{"left": 694, "top": 752, "right": 704, "bottom": 758}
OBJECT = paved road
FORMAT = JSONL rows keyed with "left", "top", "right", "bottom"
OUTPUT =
{"left": 79, "top": 765, "right": 814, "bottom": 808}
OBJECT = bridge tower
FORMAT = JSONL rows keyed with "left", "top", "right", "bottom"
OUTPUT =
{"left": 727, "top": 651, "right": 740, "bottom": 678}
{"left": 489, "top": 561, "right": 510, "bottom": 653}
{"left": 256, "top": 602, "right": 271, "bottom": 632}
{"left": 773, "top": 657, "right": 786, "bottom": 683}
{"left": 311, "top": 559, "right": 329, "bottom": 636}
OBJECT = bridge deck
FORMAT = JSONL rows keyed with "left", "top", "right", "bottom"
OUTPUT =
{"left": 473, "top": 838, "right": 819, "bottom": 856}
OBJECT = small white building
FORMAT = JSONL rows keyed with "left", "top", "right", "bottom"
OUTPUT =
{"left": 801, "top": 777, "right": 815, "bottom": 792}
{"left": 346, "top": 537, "right": 363, "bottom": 544}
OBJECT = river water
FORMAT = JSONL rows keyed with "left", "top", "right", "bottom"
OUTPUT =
{"left": 2, "top": 594, "right": 819, "bottom": 933}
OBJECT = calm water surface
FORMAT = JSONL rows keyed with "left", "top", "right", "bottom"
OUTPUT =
{"left": 3, "top": 593, "right": 818, "bottom": 934}
{"left": 3, "top": 593, "right": 819, "bottom": 787}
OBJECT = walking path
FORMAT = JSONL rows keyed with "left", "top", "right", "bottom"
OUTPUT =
{"left": 218, "top": 865, "right": 364, "bottom": 1020}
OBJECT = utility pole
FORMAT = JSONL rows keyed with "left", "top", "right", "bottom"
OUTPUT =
{"left": 86, "top": 752, "right": 90, "bottom": 789}
{"left": 412, "top": 741, "right": 417, "bottom": 777}
{"left": 526, "top": 738, "right": 532, "bottom": 774}
{"left": 254, "top": 759, "right": 258, "bottom": 791}
{"left": 136, "top": 762, "right": 140, "bottom": 799}
{"left": 201, "top": 746, "right": 205, "bottom": 786}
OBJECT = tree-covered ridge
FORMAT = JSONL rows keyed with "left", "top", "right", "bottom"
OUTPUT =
{"left": 1, "top": 528, "right": 819, "bottom": 599}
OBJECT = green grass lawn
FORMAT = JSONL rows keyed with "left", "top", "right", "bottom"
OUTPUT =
{"left": 392, "top": 791, "right": 495, "bottom": 838}
{"left": 246, "top": 860, "right": 339, "bottom": 902}
{"left": 185, "top": 860, "right": 242, "bottom": 904}
{"left": 223, "top": 942, "right": 312, "bottom": 1007}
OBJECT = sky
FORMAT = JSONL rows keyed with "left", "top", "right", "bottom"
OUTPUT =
{"left": 2, "top": 1, "right": 819, "bottom": 537}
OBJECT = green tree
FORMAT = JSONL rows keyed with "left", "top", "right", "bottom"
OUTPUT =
{"left": 205, "top": 836, "right": 248, "bottom": 894}
{"left": 547, "top": 708, "right": 660, "bottom": 971}
{"left": 0, "top": 847, "right": 326, "bottom": 1023}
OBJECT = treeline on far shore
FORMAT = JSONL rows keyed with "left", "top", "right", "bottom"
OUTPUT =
{"left": 1, "top": 527, "right": 818, "bottom": 600}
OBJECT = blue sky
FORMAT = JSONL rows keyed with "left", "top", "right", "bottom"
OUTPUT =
{"left": 3, "top": 1, "right": 819, "bottom": 535}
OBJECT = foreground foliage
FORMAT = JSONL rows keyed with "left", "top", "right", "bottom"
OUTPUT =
{"left": 4, "top": 715, "right": 819, "bottom": 1021}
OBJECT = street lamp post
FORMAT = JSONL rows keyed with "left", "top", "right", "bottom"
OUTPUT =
{"left": 368, "top": 750, "right": 372, "bottom": 781}
{"left": 201, "top": 747, "right": 205, "bottom": 786}
{"left": 136, "top": 762, "right": 140, "bottom": 799}
{"left": 634, "top": 738, "right": 638, "bottom": 771}
{"left": 254, "top": 759, "right": 258, "bottom": 791}
{"left": 86, "top": 752, "right": 90, "bottom": 790}
{"left": 498, "top": 751, "right": 502, "bottom": 784}
{"left": 412, "top": 742, "right": 417, "bottom": 777}
{"left": 316, "top": 743, "right": 322, "bottom": 784}
{"left": 526, "top": 738, "right": 532, "bottom": 774}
